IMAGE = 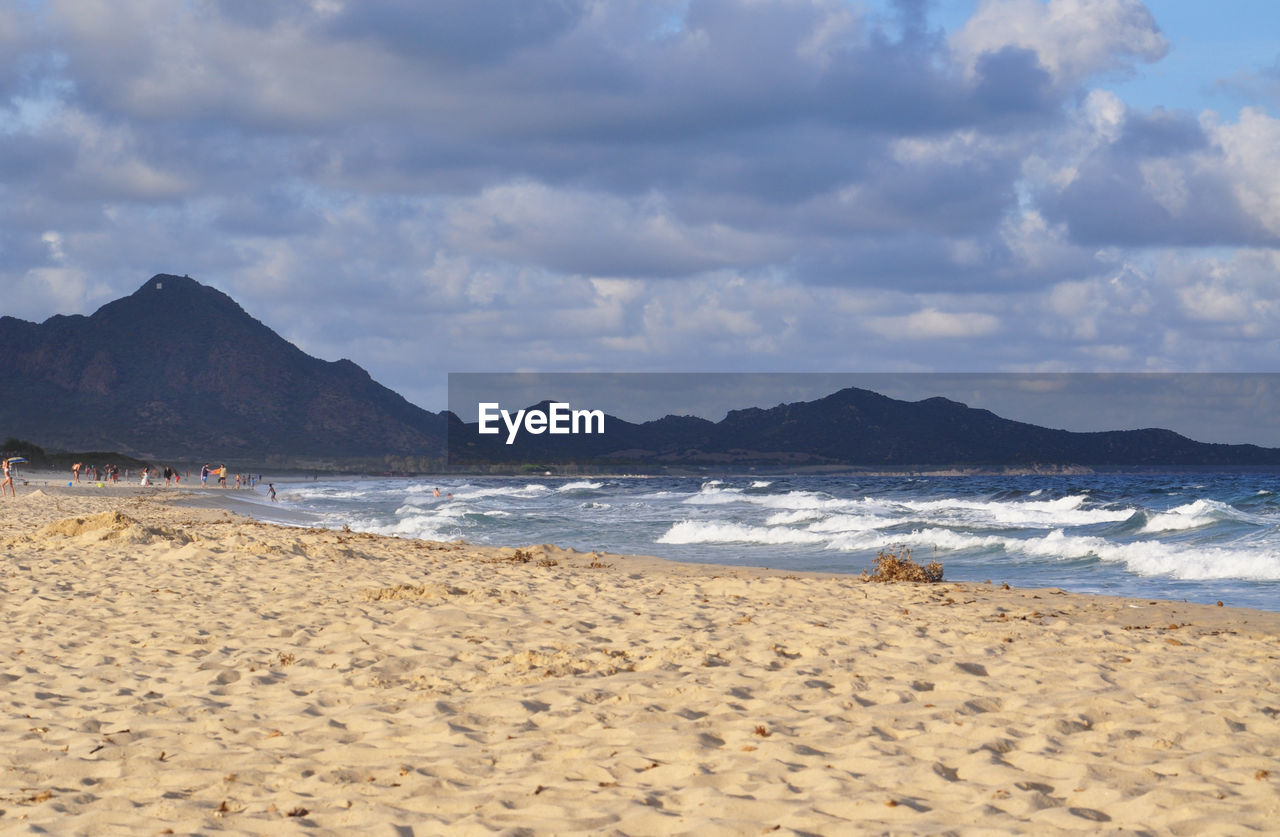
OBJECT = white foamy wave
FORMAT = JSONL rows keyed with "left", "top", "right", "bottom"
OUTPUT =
{"left": 826, "top": 527, "right": 1007, "bottom": 554}
{"left": 1141, "top": 499, "right": 1253, "bottom": 533}
{"left": 751, "top": 481, "right": 773, "bottom": 488}
{"left": 1112, "top": 542, "right": 1280, "bottom": 581}
{"left": 806, "top": 512, "right": 895, "bottom": 534}
{"left": 450, "top": 483, "right": 551, "bottom": 500}
{"left": 581, "top": 502, "right": 611, "bottom": 510}
{"left": 685, "top": 487, "right": 855, "bottom": 513}
{"left": 559, "top": 481, "right": 604, "bottom": 492}
{"left": 657, "top": 520, "right": 827, "bottom": 546}
{"left": 290, "top": 487, "right": 382, "bottom": 501}
{"left": 1001, "top": 529, "right": 1280, "bottom": 581}
{"left": 895, "top": 494, "right": 1129, "bottom": 528}
{"left": 394, "top": 502, "right": 467, "bottom": 519}
{"left": 685, "top": 485, "right": 747, "bottom": 504}
{"left": 683, "top": 489, "right": 1123, "bottom": 529}
{"left": 764, "top": 509, "right": 826, "bottom": 526}
{"left": 364, "top": 515, "right": 460, "bottom": 541}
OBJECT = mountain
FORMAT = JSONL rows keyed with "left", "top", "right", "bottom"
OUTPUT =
{"left": 451, "top": 386, "right": 1280, "bottom": 470}
{"left": 7, "top": 276, "right": 1276, "bottom": 471}
{"left": 0, "top": 274, "right": 446, "bottom": 462}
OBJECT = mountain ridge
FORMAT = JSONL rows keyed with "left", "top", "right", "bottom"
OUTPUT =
{"left": 450, "top": 386, "right": 1280, "bottom": 470}
{"left": 5, "top": 275, "right": 1278, "bottom": 470}
{"left": 0, "top": 274, "right": 447, "bottom": 462}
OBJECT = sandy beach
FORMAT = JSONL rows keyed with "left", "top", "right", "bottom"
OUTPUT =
{"left": 2, "top": 483, "right": 1278, "bottom": 835}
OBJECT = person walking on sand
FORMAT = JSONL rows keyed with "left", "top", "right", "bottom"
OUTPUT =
{"left": 73, "top": 462, "right": 82, "bottom": 482}
{"left": 1, "top": 458, "right": 15, "bottom": 497}
{"left": 201, "top": 463, "right": 210, "bottom": 486}
{"left": 217, "top": 464, "right": 227, "bottom": 487}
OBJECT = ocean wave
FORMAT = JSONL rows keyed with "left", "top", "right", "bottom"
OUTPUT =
{"left": 1140, "top": 499, "right": 1260, "bottom": 533}
{"left": 805, "top": 512, "right": 896, "bottom": 534}
{"left": 449, "top": 483, "right": 552, "bottom": 500}
{"left": 994, "top": 528, "right": 1280, "bottom": 581}
{"left": 657, "top": 520, "right": 828, "bottom": 546}
{"left": 825, "top": 527, "right": 1007, "bottom": 554}
{"left": 764, "top": 509, "right": 827, "bottom": 526}
{"left": 685, "top": 488, "right": 1129, "bottom": 529}
{"left": 361, "top": 513, "right": 462, "bottom": 542}
{"left": 394, "top": 502, "right": 468, "bottom": 520}
{"left": 262, "top": 474, "right": 1280, "bottom": 606}
{"left": 559, "top": 480, "right": 604, "bottom": 492}
{"left": 684, "top": 487, "right": 848, "bottom": 511}
{"left": 686, "top": 484, "right": 746, "bottom": 503}
{"left": 894, "top": 494, "right": 1130, "bottom": 528}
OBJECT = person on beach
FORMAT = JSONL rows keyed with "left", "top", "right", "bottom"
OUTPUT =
{"left": 217, "top": 465, "right": 227, "bottom": 487}
{"left": 72, "top": 462, "right": 81, "bottom": 482}
{"left": 2, "top": 458, "right": 15, "bottom": 497}
{"left": 268, "top": 483, "right": 277, "bottom": 502}
{"left": 140, "top": 466, "right": 150, "bottom": 487}
{"left": 201, "top": 463, "right": 210, "bottom": 486}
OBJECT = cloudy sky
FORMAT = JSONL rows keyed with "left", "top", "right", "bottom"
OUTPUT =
{"left": 3, "top": 0, "right": 1279, "bottom": 415}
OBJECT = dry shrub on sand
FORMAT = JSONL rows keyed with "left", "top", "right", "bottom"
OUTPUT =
{"left": 863, "top": 548, "right": 944, "bottom": 583}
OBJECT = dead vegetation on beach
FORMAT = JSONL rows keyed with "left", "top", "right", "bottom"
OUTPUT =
{"left": 863, "top": 547, "right": 944, "bottom": 583}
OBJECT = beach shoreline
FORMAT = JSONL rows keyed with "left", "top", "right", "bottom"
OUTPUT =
{"left": 2, "top": 484, "right": 1278, "bottom": 833}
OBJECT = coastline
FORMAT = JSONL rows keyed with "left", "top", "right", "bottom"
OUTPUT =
{"left": 2, "top": 484, "right": 1278, "bottom": 833}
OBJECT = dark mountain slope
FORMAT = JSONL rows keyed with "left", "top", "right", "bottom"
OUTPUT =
{"left": 0, "top": 274, "right": 445, "bottom": 460}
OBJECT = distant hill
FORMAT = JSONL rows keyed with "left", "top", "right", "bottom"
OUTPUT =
{"left": 0, "top": 274, "right": 447, "bottom": 463}
{"left": 450, "top": 387, "right": 1280, "bottom": 471}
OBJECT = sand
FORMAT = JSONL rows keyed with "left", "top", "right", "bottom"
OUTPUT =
{"left": 1, "top": 484, "right": 1278, "bottom": 835}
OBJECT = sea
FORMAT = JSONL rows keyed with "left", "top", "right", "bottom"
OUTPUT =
{"left": 238, "top": 473, "right": 1280, "bottom": 613}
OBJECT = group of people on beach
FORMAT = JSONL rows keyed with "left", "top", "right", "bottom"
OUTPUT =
{"left": 198, "top": 463, "right": 261, "bottom": 490}
{"left": 71, "top": 462, "right": 126, "bottom": 483}
{"left": 0, "top": 457, "right": 276, "bottom": 500}
{"left": 137, "top": 465, "right": 187, "bottom": 486}
{"left": 197, "top": 463, "right": 275, "bottom": 499}
{"left": 65, "top": 461, "right": 269, "bottom": 496}
{"left": 71, "top": 462, "right": 184, "bottom": 487}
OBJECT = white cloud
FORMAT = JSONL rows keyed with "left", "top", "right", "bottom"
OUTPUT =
{"left": 1209, "top": 108, "right": 1280, "bottom": 236}
{"left": 443, "top": 181, "right": 790, "bottom": 278}
{"left": 952, "top": 0, "right": 1167, "bottom": 86}
{"left": 867, "top": 308, "right": 1001, "bottom": 340}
